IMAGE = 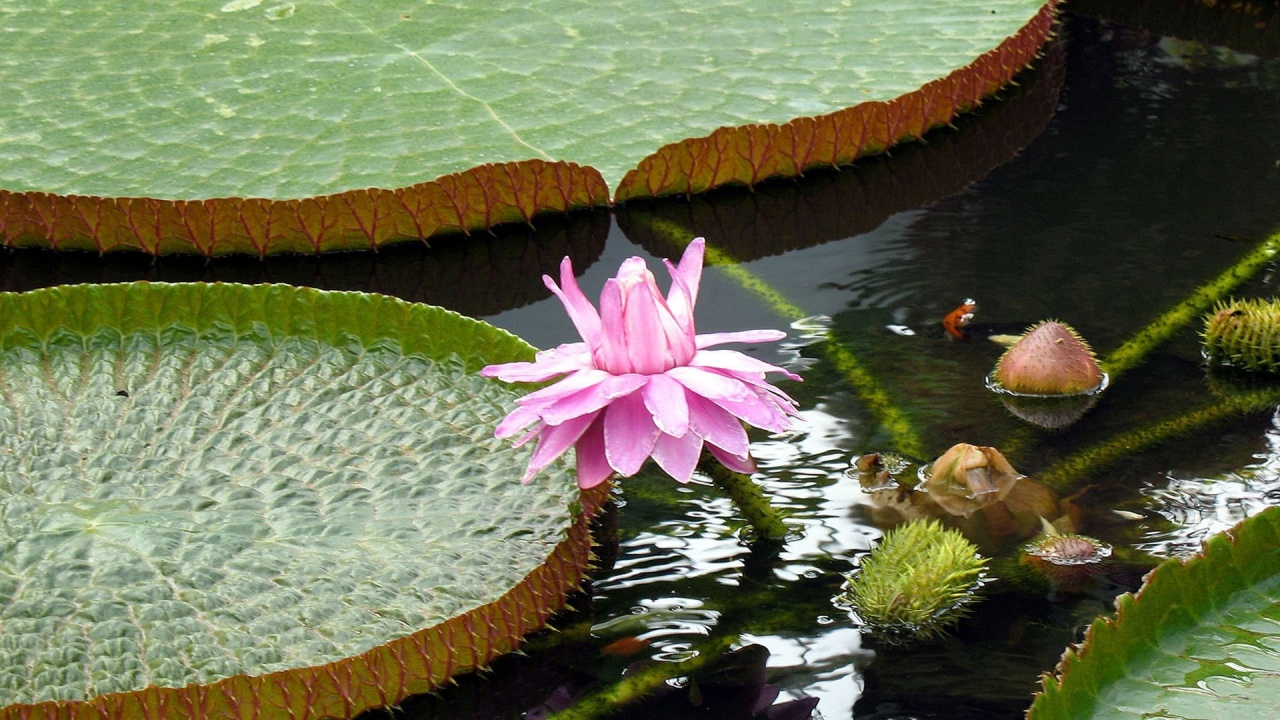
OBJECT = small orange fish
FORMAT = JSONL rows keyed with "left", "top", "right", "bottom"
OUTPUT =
{"left": 943, "top": 298, "right": 976, "bottom": 340}
{"left": 599, "top": 636, "right": 652, "bottom": 657}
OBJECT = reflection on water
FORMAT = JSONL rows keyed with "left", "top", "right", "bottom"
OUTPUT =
{"left": 1140, "top": 409, "right": 1280, "bottom": 557}
{"left": 0, "top": 210, "right": 611, "bottom": 318}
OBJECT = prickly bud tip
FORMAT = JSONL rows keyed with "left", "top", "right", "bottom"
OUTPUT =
{"left": 1203, "top": 298, "right": 1280, "bottom": 373}
{"left": 994, "top": 320, "right": 1103, "bottom": 395}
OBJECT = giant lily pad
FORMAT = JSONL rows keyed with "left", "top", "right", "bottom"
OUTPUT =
{"left": 618, "top": 34, "right": 1066, "bottom": 262}
{"left": 0, "top": 283, "right": 600, "bottom": 719}
{"left": 1028, "top": 506, "right": 1280, "bottom": 719}
{"left": 0, "top": 0, "right": 1057, "bottom": 255}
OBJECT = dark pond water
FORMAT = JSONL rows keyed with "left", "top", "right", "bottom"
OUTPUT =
{"left": 4, "top": 11, "right": 1280, "bottom": 720}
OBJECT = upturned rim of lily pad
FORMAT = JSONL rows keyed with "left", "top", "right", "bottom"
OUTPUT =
{"left": 0, "top": 1, "right": 1060, "bottom": 256}
{"left": 0, "top": 282, "right": 606, "bottom": 720}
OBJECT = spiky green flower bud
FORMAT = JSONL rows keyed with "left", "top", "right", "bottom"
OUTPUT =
{"left": 838, "top": 519, "right": 987, "bottom": 643}
{"left": 1203, "top": 298, "right": 1280, "bottom": 373}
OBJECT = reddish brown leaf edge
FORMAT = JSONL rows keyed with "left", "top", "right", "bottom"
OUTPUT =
{"left": 0, "top": 0, "right": 1055, "bottom": 257}
{"left": 0, "top": 159, "right": 610, "bottom": 258}
{"left": 613, "top": 0, "right": 1062, "bottom": 202}
{"left": 618, "top": 33, "right": 1067, "bottom": 264}
{"left": 0, "top": 481, "right": 609, "bottom": 720}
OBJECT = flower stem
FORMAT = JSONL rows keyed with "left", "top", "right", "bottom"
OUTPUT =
{"left": 700, "top": 455, "right": 791, "bottom": 541}
{"left": 639, "top": 217, "right": 924, "bottom": 457}
{"left": 1103, "top": 228, "right": 1280, "bottom": 381}
{"left": 543, "top": 634, "right": 739, "bottom": 720}
{"left": 1038, "top": 386, "right": 1280, "bottom": 490}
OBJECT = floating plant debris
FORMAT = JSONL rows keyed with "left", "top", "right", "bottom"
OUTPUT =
{"left": 918, "top": 443, "right": 1023, "bottom": 516}
{"left": 850, "top": 451, "right": 915, "bottom": 490}
{"left": 943, "top": 298, "right": 977, "bottom": 339}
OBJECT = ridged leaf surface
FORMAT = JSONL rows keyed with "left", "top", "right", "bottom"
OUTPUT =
{"left": 0, "top": 283, "right": 587, "bottom": 717}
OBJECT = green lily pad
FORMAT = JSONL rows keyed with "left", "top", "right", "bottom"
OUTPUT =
{"left": 0, "top": 0, "right": 1056, "bottom": 254}
{"left": 1029, "top": 506, "right": 1280, "bottom": 720}
{"left": 618, "top": 34, "right": 1066, "bottom": 262}
{"left": 0, "top": 283, "right": 598, "bottom": 718}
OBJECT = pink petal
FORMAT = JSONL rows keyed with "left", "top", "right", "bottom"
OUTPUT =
{"left": 512, "top": 425, "right": 542, "bottom": 448}
{"left": 539, "top": 374, "right": 648, "bottom": 426}
{"left": 686, "top": 393, "right": 750, "bottom": 457}
{"left": 521, "top": 411, "right": 598, "bottom": 483}
{"left": 620, "top": 277, "right": 679, "bottom": 375}
{"left": 695, "top": 329, "right": 787, "bottom": 349}
{"left": 670, "top": 367, "right": 800, "bottom": 433}
{"left": 545, "top": 256, "right": 602, "bottom": 348}
{"left": 615, "top": 256, "right": 651, "bottom": 282}
{"left": 665, "top": 237, "right": 704, "bottom": 311}
{"left": 666, "top": 365, "right": 751, "bottom": 403}
{"left": 494, "top": 405, "right": 545, "bottom": 439}
{"left": 533, "top": 342, "right": 590, "bottom": 362}
{"left": 690, "top": 349, "right": 802, "bottom": 382}
{"left": 600, "top": 373, "right": 650, "bottom": 398}
{"left": 573, "top": 416, "right": 614, "bottom": 489}
{"left": 603, "top": 391, "right": 661, "bottom": 477}
{"left": 707, "top": 443, "right": 757, "bottom": 474}
{"left": 756, "top": 387, "right": 803, "bottom": 419}
{"left": 698, "top": 364, "right": 801, "bottom": 409}
{"left": 663, "top": 238, "right": 704, "bottom": 337}
{"left": 658, "top": 301, "right": 696, "bottom": 367}
{"left": 710, "top": 389, "right": 797, "bottom": 434}
{"left": 665, "top": 278, "right": 697, "bottom": 340}
{"left": 516, "top": 368, "right": 613, "bottom": 408}
{"left": 481, "top": 350, "right": 592, "bottom": 383}
{"left": 641, "top": 373, "right": 689, "bottom": 437}
{"left": 650, "top": 431, "right": 703, "bottom": 483}
{"left": 595, "top": 279, "right": 631, "bottom": 374}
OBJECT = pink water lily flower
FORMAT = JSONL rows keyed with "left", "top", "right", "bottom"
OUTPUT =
{"left": 481, "top": 237, "right": 801, "bottom": 489}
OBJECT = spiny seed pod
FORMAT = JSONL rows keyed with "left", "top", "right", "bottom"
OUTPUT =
{"left": 1020, "top": 533, "right": 1112, "bottom": 592}
{"left": 993, "top": 320, "right": 1104, "bottom": 395}
{"left": 838, "top": 519, "right": 987, "bottom": 644}
{"left": 1203, "top": 298, "right": 1280, "bottom": 373}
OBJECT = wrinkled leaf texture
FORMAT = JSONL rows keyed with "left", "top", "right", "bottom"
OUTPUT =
{"left": 0, "top": 282, "right": 605, "bottom": 720}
